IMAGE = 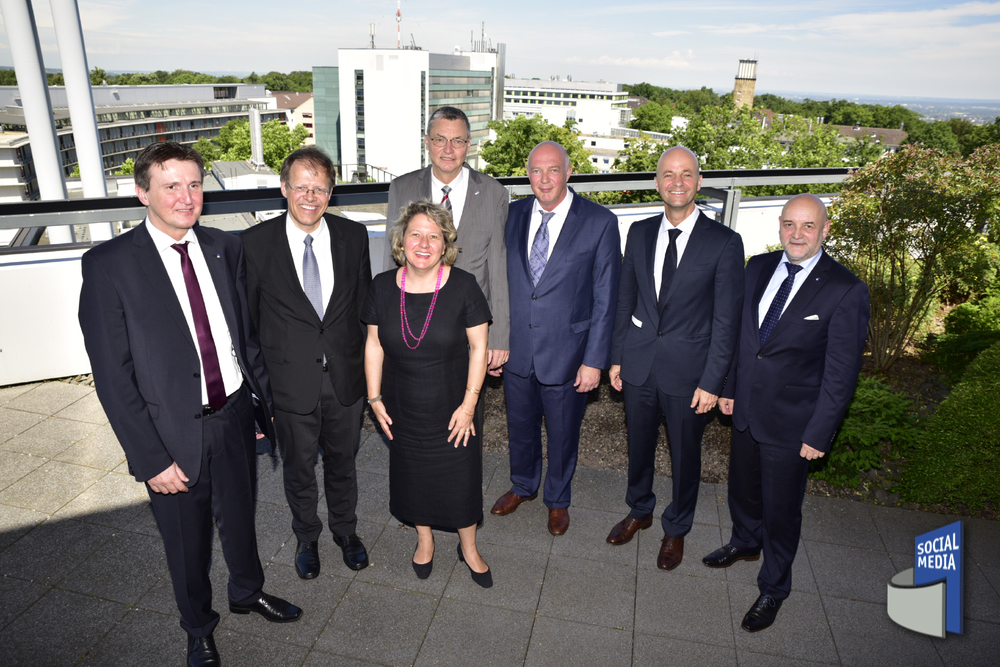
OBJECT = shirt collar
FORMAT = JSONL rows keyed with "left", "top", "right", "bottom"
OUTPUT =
{"left": 145, "top": 218, "right": 198, "bottom": 252}
{"left": 780, "top": 247, "right": 824, "bottom": 274}
{"left": 430, "top": 164, "right": 468, "bottom": 194}
{"left": 533, "top": 188, "right": 574, "bottom": 219}
{"left": 285, "top": 214, "right": 328, "bottom": 246}
{"left": 660, "top": 207, "right": 700, "bottom": 236}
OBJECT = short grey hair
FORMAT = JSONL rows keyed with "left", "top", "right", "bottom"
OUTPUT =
{"left": 426, "top": 106, "right": 471, "bottom": 137}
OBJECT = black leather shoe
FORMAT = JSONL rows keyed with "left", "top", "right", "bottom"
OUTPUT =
{"left": 458, "top": 543, "right": 493, "bottom": 588}
{"left": 703, "top": 543, "right": 761, "bottom": 568}
{"left": 229, "top": 592, "right": 302, "bottom": 623}
{"left": 295, "top": 541, "right": 320, "bottom": 579}
{"left": 741, "top": 594, "right": 782, "bottom": 632}
{"left": 412, "top": 543, "right": 433, "bottom": 580}
{"left": 187, "top": 632, "right": 220, "bottom": 667}
{"left": 333, "top": 533, "right": 369, "bottom": 571}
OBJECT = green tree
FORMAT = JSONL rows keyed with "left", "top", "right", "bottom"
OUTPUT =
{"left": 675, "top": 104, "right": 783, "bottom": 171}
{"left": 90, "top": 67, "right": 107, "bottom": 86}
{"left": 903, "top": 119, "right": 961, "bottom": 154}
{"left": 590, "top": 135, "right": 670, "bottom": 205}
{"left": 629, "top": 101, "right": 675, "bottom": 133}
{"left": 192, "top": 136, "right": 221, "bottom": 166}
{"left": 201, "top": 119, "right": 309, "bottom": 172}
{"left": 46, "top": 72, "right": 65, "bottom": 86}
{"left": 479, "top": 115, "right": 594, "bottom": 177}
{"left": 826, "top": 144, "right": 1000, "bottom": 370}
{"left": 114, "top": 158, "right": 134, "bottom": 175}
{"left": 0, "top": 68, "right": 16, "bottom": 85}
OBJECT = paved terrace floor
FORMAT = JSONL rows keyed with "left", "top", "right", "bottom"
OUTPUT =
{"left": 1, "top": 380, "right": 998, "bottom": 667}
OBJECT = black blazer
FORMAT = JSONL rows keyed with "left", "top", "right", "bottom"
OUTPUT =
{"left": 611, "top": 211, "right": 744, "bottom": 397}
{"left": 241, "top": 212, "right": 371, "bottom": 413}
{"left": 79, "top": 222, "right": 274, "bottom": 484}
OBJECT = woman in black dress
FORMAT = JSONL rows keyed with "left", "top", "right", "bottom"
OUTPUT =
{"left": 362, "top": 201, "right": 492, "bottom": 587}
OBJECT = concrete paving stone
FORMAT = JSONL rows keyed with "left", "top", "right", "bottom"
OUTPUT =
{"left": 963, "top": 516, "right": 1000, "bottom": 568}
{"left": 633, "top": 635, "right": 738, "bottom": 666}
{"left": 525, "top": 616, "right": 631, "bottom": 667}
{"left": 222, "top": 561, "right": 349, "bottom": 647}
{"left": 443, "top": 540, "right": 549, "bottom": 614}
{"left": 0, "top": 504, "right": 48, "bottom": 551}
{"left": 868, "top": 504, "right": 959, "bottom": 555}
{"left": 931, "top": 617, "right": 1000, "bottom": 666}
{"left": 78, "top": 607, "right": 185, "bottom": 667}
{"left": 0, "top": 588, "right": 129, "bottom": 667}
{"left": 2, "top": 416, "right": 101, "bottom": 459}
{"left": 52, "top": 471, "right": 148, "bottom": 528}
{"left": 634, "top": 520, "right": 730, "bottom": 582}
{"left": 0, "top": 517, "right": 114, "bottom": 584}
{"left": 54, "top": 390, "right": 108, "bottom": 424}
{"left": 200, "top": 626, "right": 311, "bottom": 667}
{"left": 315, "top": 580, "right": 438, "bottom": 666}
{"left": 272, "top": 518, "right": 384, "bottom": 579}
{"left": 478, "top": 495, "right": 556, "bottom": 555}
{"left": 651, "top": 475, "right": 725, "bottom": 528}
{"left": 0, "top": 459, "right": 106, "bottom": 514}
{"left": 4, "top": 381, "right": 93, "bottom": 416}
{"left": 355, "top": 469, "right": 393, "bottom": 524}
{"left": 720, "top": 539, "right": 819, "bottom": 596}
{"left": 0, "top": 575, "right": 49, "bottom": 631}
{"left": 801, "top": 496, "right": 883, "bottom": 550}
{"left": 0, "top": 382, "right": 40, "bottom": 406}
{"left": 980, "top": 563, "right": 1000, "bottom": 595}
{"left": 0, "top": 449, "right": 45, "bottom": 492}
{"left": 257, "top": 451, "right": 282, "bottom": 479}
{"left": 537, "top": 554, "right": 636, "bottom": 630}
{"left": 415, "top": 597, "right": 533, "bottom": 667}
{"left": 550, "top": 506, "right": 642, "bottom": 567}
{"left": 0, "top": 407, "right": 45, "bottom": 445}
{"left": 729, "top": 583, "right": 839, "bottom": 665}
{"left": 961, "top": 562, "right": 1000, "bottom": 624}
{"left": 634, "top": 566, "right": 733, "bottom": 647}
{"left": 356, "top": 431, "right": 390, "bottom": 475}
{"left": 821, "top": 595, "right": 944, "bottom": 667}
{"left": 239, "top": 498, "right": 295, "bottom": 563}
{"left": 53, "top": 423, "right": 125, "bottom": 471}
{"left": 255, "top": 453, "right": 291, "bottom": 506}
{"left": 735, "top": 650, "right": 837, "bottom": 667}
{"left": 123, "top": 500, "right": 161, "bottom": 538}
{"left": 60, "top": 530, "right": 168, "bottom": 605}
{"left": 803, "top": 540, "right": 898, "bottom": 604}
{"left": 304, "top": 650, "right": 389, "bottom": 666}
{"left": 566, "top": 465, "right": 630, "bottom": 512}
{"left": 112, "top": 458, "right": 131, "bottom": 475}
{"left": 356, "top": 522, "right": 455, "bottom": 596}
{"left": 481, "top": 449, "right": 508, "bottom": 495}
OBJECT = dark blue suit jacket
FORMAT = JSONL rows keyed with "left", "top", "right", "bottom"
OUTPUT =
{"left": 505, "top": 191, "right": 621, "bottom": 385}
{"left": 79, "top": 222, "right": 274, "bottom": 484}
{"left": 722, "top": 250, "right": 869, "bottom": 451}
{"left": 611, "top": 211, "right": 744, "bottom": 397}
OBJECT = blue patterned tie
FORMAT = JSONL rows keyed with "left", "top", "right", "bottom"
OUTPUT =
{"left": 529, "top": 211, "right": 554, "bottom": 287}
{"left": 303, "top": 234, "right": 323, "bottom": 318}
{"left": 759, "top": 262, "right": 803, "bottom": 345}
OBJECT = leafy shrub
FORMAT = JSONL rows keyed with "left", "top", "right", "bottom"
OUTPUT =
{"left": 808, "top": 377, "right": 917, "bottom": 487}
{"left": 923, "top": 286, "right": 1000, "bottom": 378}
{"left": 943, "top": 287, "right": 1000, "bottom": 335}
{"left": 898, "top": 341, "right": 1000, "bottom": 511}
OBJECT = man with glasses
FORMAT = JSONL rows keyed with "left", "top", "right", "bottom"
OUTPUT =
{"left": 385, "top": 106, "right": 510, "bottom": 379}
{"left": 242, "top": 146, "right": 372, "bottom": 577}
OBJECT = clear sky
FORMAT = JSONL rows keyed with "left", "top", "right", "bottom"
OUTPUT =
{"left": 1, "top": 0, "right": 998, "bottom": 100}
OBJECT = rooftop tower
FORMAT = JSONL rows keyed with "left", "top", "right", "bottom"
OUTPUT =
{"left": 733, "top": 59, "right": 757, "bottom": 109}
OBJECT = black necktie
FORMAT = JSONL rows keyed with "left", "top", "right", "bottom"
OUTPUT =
{"left": 759, "top": 262, "right": 803, "bottom": 345}
{"left": 658, "top": 228, "right": 681, "bottom": 310}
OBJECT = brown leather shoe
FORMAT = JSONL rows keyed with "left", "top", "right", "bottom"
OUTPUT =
{"left": 548, "top": 508, "right": 570, "bottom": 535}
{"left": 657, "top": 535, "right": 684, "bottom": 570}
{"left": 491, "top": 491, "right": 538, "bottom": 516}
{"left": 606, "top": 514, "right": 653, "bottom": 545}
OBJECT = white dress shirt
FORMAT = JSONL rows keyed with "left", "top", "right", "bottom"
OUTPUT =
{"left": 431, "top": 166, "right": 469, "bottom": 229}
{"left": 757, "top": 249, "right": 824, "bottom": 326}
{"left": 286, "top": 214, "right": 334, "bottom": 314}
{"left": 654, "top": 208, "right": 700, "bottom": 295}
{"left": 146, "top": 220, "right": 243, "bottom": 403}
{"left": 527, "top": 189, "right": 575, "bottom": 262}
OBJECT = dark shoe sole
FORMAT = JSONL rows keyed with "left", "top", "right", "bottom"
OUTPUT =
{"left": 703, "top": 553, "right": 760, "bottom": 568}
{"left": 228, "top": 605, "right": 302, "bottom": 623}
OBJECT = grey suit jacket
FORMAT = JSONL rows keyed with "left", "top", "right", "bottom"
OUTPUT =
{"left": 385, "top": 164, "right": 510, "bottom": 349}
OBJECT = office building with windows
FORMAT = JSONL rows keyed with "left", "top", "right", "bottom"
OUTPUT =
{"left": 502, "top": 77, "right": 630, "bottom": 136}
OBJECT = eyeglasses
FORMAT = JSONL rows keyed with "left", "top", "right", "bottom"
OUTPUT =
{"left": 289, "top": 185, "right": 331, "bottom": 197}
{"left": 428, "top": 136, "right": 469, "bottom": 148}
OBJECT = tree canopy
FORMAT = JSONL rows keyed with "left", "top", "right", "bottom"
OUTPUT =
{"left": 478, "top": 115, "right": 594, "bottom": 177}
{"left": 192, "top": 119, "right": 310, "bottom": 172}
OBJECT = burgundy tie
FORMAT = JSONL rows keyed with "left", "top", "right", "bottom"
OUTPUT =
{"left": 171, "top": 242, "right": 227, "bottom": 410}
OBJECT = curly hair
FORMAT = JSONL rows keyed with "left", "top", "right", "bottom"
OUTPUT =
{"left": 389, "top": 200, "right": 460, "bottom": 267}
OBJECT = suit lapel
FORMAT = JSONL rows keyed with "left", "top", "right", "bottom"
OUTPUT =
{"left": 274, "top": 215, "right": 322, "bottom": 323}
{"left": 663, "top": 212, "right": 709, "bottom": 304}
{"left": 324, "top": 215, "right": 349, "bottom": 325}
{"left": 751, "top": 252, "right": 783, "bottom": 346}
{"left": 132, "top": 223, "right": 197, "bottom": 352}
{"left": 642, "top": 218, "right": 659, "bottom": 305}
{"left": 515, "top": 201, "right": 533, "bottom": 284}
{"left": 459, "top": 166, "right": 480, "bottom": 228}
{"left": 761, "top": 252, "right": 831, "bottom": 346}
{"left": 196, "top": 225, "right": 242, "bottom": 346}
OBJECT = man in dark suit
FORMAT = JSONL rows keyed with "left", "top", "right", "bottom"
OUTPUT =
{"left": 385, "top": 106, "right": 510, "bottom": 376}
{"left": 606, "top": 147, "right": 744, "bottom": 570}
{"left": 241, "top": 146, "right": 371, "bottom": 576}
{"left": 490, "top": 141, "right": 621, "bottom": 536}
{"left": 704, "top": 193, "right": 869, "bottom": 632}
{"left": 79, "top": 142, "right": 301, "bottom": 667}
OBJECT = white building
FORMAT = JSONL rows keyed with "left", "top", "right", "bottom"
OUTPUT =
{"left": 502, "top": 77, "right": 630, "bottom": 136}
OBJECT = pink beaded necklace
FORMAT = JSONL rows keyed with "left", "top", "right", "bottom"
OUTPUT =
{"left": 400, "top": 264, "right": 444, "bottom": 350}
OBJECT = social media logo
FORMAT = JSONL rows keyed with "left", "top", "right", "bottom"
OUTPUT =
{"left": 887, "top": 520, "right": 963, "bottom": 638}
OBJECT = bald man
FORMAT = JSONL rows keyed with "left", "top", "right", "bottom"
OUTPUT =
{"left": 607, "top": 146, "right": 744, "bottom": 571}
{"left": 705, "top": 194, "right": 869, "bottom": 632}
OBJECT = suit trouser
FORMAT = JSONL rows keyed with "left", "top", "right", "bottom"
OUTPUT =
{"left": 504, "top": 367, "right": 587, "bottom": 508}
{"left": 727, "top": 426, "right": 810, "bottom": 601}
{"left": 623, "top": 376, "right": 707, "bottom": 538}
{"left": 146, "top": 384, "right": 264, "bottom": 638}
{"left": 275, "top": 369, "right": 362, "bottom": 542}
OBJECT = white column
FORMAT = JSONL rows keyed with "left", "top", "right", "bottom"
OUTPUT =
{"left": 50, "top": 0, "right": 113, "bottom": 241}
{"left": 0, "top": 0, "right": 73, "bottom": 243}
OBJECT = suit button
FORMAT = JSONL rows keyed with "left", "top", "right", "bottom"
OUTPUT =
{"left": 316, "top": 358, "right": 323, "bottom": 363}
{"left": 528, "top": 324, "right": 533, "bottom": 329}
{"left": 532, "top": 296, "right": 537, "bottom": 301}
{"left": 757, "top": 353, "right": 764, "bottom": 359}
{"left": 319, "top": 328, "right": 325, "bottom": 334}
{"left": 195, "top": 413, "right": 201, "bottom": 419}
{"left": 193, "top": 372, "right": 200, "bottom": 378}
{"left": 657, "top": 332, "right": 663, "bottom": 337}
